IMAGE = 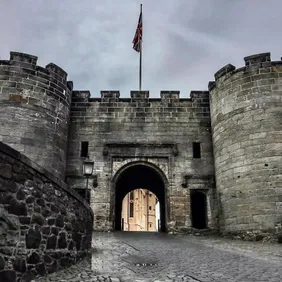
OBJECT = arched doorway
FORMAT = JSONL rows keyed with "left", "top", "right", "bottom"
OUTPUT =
{"left": 191, "top": 190, "right": 207, "bottom": 229}
{"left": 114, "top": 163, "right": 167, "bottom": 232}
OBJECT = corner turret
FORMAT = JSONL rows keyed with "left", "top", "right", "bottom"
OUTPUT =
{"left": 0, "top": 51, "right": 73, "bottom": 179}
{"left": 209, "top": 52, "right": 282, "bottom": 235}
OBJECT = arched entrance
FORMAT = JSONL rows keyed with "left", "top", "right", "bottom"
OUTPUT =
{"left": 191, "top": 190, "right": 207, "bottom": 229}
{"left": 114, "top": 163, "right": 167, "bottom": 232}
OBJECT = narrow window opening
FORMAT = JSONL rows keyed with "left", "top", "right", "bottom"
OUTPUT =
{"left": 193, "top": 142, "right": 201, "bottom": 158}
{"left": 121, "top": 218, "right": 124, "bottom": 231}
{"left": 130, "top": 191, "right": 134, "bottom": 200}
{"left": 149, "top": 206, "right": 152, "bottom": 210}
{"left": 129, "top": 202, "right": 134, "bottom": 218}
{"left": 80, "top": 141, "right": 89, "bottom": 157}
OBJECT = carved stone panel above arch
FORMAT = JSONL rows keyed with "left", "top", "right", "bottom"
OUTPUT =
{"left": 112, "top": 157, "right": 169, "bottom": 183}
{"left": 102, "top": 142, "right": 177, "bottom": 182}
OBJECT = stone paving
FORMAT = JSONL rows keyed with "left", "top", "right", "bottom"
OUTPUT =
{"left": 34, "top": 231, "right": 282, "bottom": 282}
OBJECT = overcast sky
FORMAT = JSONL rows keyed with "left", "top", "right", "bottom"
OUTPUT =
{"left": 0, "top": 0, "right": 281, "bottom": 98}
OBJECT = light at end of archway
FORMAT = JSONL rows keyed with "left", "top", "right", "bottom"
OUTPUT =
{"left": 121, "top": 189, "right": 160, "bottom": 232}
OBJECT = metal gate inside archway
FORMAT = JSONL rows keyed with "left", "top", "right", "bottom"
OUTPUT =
{"left": 114, "top": 164, "right": 167, "bottom": 232}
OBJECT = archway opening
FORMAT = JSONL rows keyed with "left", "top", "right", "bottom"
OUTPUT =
{"left": 114, "top": 164, "right": 166, "bottom": 232}
{"left": 191, "top": 191, "right": 207, "bottom": 229}
{"left": 121, "top": 189, "right": 160, "bottom": 232}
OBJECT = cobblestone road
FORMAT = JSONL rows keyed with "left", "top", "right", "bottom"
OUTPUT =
{"left": 35, "top": 231, "right": 282, "bottom": 282}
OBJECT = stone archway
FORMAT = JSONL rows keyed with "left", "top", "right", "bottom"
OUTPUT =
{"left": 113, "top": 162, "right": 167, "bottom": 232}
{"left": 191, "top": 190, "right": 207, "bottom": 229}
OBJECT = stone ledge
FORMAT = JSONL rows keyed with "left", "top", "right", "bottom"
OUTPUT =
{"left": 0, "top": 141, "right": 93, "bottom": 219}
{"left": 103, "top": 142, "right": 178, "bottom": 157}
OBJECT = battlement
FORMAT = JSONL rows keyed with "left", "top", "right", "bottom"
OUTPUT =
{"left": 70, "top": 90, "right": 210, "bottom": 122}
{"left": 209, "top": 52, "right": 282, "bottom": 91}
{"left": 0, "top": 51, "right": 69, "bottom": 84}
{"left": 10, "top": 51, "right": 38, "bottom": 65}
{"left": 72, "top": 90, "right": 209, "bottom": 103}
{"left": 244, "top": 52, "right": 271, "bottom": 66}
{"left": 0, "top": 51, "right": 73, "bottom": 106}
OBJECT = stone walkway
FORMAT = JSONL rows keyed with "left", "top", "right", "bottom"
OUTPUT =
{"left": 34, "top": 231, "right": 282, "bottom": 282}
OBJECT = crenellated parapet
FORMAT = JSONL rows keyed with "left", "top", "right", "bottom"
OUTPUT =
{"left": 0, "top": 51, "right": 73, "bottom": 179}
{"left": 0, "top": 51, "right": 73, "bottom": 106}
{"left": 70, "top": 89, "right": 211, "bottom": 122}
{"left": 71, "top": 89, "right": 209, "bottom": 102}
{"left": 209, "top": 52, "right": 282, "bottom": 234}
{"left": 208, "top": 52, "right": 282, "bottom": 92}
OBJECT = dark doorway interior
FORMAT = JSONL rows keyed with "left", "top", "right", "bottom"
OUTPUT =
{"left": 115, "top": 164, "right": 166, "bottom": 232}
{"left": 191, "top": 191, "right": 207, "bottom": 229}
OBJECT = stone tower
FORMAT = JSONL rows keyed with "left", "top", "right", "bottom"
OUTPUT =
{"left": 209, "top": 53, "right": 282, "bottom": 234}
{"left": 0, "top": 52, "right": 73, "bottom": 179}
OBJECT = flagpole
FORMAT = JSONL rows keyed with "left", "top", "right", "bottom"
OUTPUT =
{"left": 139, "top": 4, "right": 142, "bottom": 91}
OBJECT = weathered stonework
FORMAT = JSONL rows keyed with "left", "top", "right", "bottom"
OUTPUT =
{"left": 112, "top": 157, "right": 169, "bottom": 181}
{"left": 0, "top": 51, "right": 282, "bottom": 242}
{"left": 209, "top": 53, "right": 282, "bottom": 235}
{"left": 0, "top": 52, "right": 73, "bottom": 179}
{"left": 67, "top": 90, "right": 215, "bottom": 232}
{"left": 0, "top": 142, "right": 93, "bottom": 282}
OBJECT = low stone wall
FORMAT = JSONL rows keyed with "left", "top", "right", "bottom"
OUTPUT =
{"left": 0, "top": 142, "right": 93, "bottom": 282}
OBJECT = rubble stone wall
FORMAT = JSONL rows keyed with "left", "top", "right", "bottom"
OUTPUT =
{"left": 0, "top": 142, "right": 93, "bottom": 282}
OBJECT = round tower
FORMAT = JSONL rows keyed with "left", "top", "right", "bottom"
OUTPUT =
{"left": 0, "top": 51, "right": 73, "bottom": 180}
{"left": 209, "top": 53, "right": 282, "bottom": 234}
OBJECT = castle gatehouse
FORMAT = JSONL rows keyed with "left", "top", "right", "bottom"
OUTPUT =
{"left": 0, "top": 51, "right": 282, "bottom": 236}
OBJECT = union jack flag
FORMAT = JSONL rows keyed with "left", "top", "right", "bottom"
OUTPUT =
{"left": 132, "top": 11, "right": 142, "bottom": 52}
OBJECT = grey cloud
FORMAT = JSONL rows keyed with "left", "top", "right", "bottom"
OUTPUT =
{"left": 0, "top": 0, "right": 282, "bottom": 98}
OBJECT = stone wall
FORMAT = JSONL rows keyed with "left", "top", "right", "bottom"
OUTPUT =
{"left": 209, "top": 52, "right": 282, "bottom": 234}
{"left": 0, "top": 142, "right": 93, "bottom": 282}
{"left": 66, "top": 90, "right": 215, "bottom": 232}
{"left": 0, "top": 52, "right": 73, "bottom": 179}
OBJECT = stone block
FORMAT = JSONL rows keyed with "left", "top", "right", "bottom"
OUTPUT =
{"left": 0, "top": 270, "right": 16, "bottom": 282}
{"left": 26, "top": 228, "right": 41, "bottom": 249}
{"left": 46, "top": 234, "right": 57, "bottom": 249}
{"left": 35, "top": 262, "right": 46, "bottom": 275}
{"left": 27, "top": 252, "right": 40, "bottom": 264}
{"left": 0, "top": 163, "right": 12, "bottom": 179}
{"left": 12, "top": 257, "right": 26, "bottom": 273}
{"left": 8, "top": 198, "right": 27, "bottom": 216}
{"left": 55, "top": 215, "right": 64, "bottom": 227}
{"left": 58, "top": 232, "right": 67, "bottom": 249}
{"left": 0, "top": 256, "right": 5, "bottom": 270}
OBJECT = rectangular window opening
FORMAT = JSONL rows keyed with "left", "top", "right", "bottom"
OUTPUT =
{"left": 129, "top": 202, "right": 134, "bottom": 217}
{"left": 193, "top": 142, "right": 201, "bottom": 158}
{"left": 80, "top": 141, "right": 89, "bottom": 157}
{"left": 149, "top": 206, "right": 152, "bottom": 210}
